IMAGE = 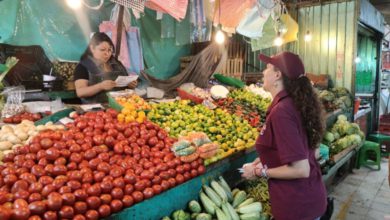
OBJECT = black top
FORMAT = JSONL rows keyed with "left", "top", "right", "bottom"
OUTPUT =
{"left": 73, "top": 64, "right": 90, "bottom": 81}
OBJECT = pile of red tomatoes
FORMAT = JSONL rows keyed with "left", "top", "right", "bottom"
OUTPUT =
{"left": 0, "top": 109, "right": 205, "bottom": 220}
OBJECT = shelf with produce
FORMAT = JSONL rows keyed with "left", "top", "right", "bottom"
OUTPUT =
{"left": 322, "top": 144, "right": 361, "bottom": 183}
{"left": 107, "top": 147, "right": 257, "bottom": 220}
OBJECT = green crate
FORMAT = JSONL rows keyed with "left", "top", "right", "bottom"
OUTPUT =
{"left": 107, "top": 93, "right": 124, "bottom": 112}
{"left": 34, "top": 108, "right": 74, "bottom": 125}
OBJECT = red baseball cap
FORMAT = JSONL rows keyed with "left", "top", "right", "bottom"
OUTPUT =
{"left": 258, "top": 52, "right": 305, "bottom": 80}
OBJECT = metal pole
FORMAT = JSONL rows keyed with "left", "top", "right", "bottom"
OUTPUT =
{"left": 115, "top": 5, "right": 125, "bottom": 59}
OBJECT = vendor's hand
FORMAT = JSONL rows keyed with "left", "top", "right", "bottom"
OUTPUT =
{"left": 100, "top": 80, "right": 116, "bottom": 91}
{"left": 253, "top": 158, "right": 261, "bottom": 166}
{"left": 128, "top": 80, "right": 138, "bottom": 89}
{"left": 241, "top": 163, "right": 257, "bottom": 180}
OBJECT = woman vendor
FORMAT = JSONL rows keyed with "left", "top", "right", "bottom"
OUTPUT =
{"left": 74, "top": 32, "right": 137, "bottom": 103}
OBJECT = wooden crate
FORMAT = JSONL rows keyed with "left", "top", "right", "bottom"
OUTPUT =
{"left": 331, "top": 144, "right": 358, "bottom": 163}
{"left": 219, "top": 58, "right": 243, "bottom": 79}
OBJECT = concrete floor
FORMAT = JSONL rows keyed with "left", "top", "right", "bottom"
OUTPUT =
{"left": 330, "top": 158, "right": 390, "bottom": 220}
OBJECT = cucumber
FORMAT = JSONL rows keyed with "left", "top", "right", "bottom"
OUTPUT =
{"left": 175, "top": 146, "right": 196, "bottom": 156}
{"left": 199, "top": 191, "right": 216, "bottom": 215}
{"left": 210, "top": 181, "right": 228, "bottom": 202}
{"left": 196, "top": 213, "right": 212, "bottom": 220}
{"left": 232, "top": 191, "right": 247, "bottom": 208}
{"left": 236, "top": 202, "right": 262, "bottom": 214}
{"left": 232, "top": 188, "right": 240, "bottom": 197}
{"left": 189, "top": 200, "right": 202, "bottom": 213}
{"left": 221, "top": 202, "right": 232, "bottom": 220}
{"left": 203, "top": 185, "right": 222, "bottom": 207}
{"left": 218, "top": 176, "right": 233, "bottom": 202}
{"left": 237, "top": 198, "right": 254, "bottom": 209}
{"left": 239, "top": 212, "right": 261, "bottom": 220}
{"left": 216, "top": 207, "right": 229, "bottom": 220}
{"left": 226, "top": 202, "right": 240, "bottom": 220}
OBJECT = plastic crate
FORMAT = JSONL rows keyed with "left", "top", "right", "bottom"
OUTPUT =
{"left": 177, "top": 88, "right": 204, "bottom": 104}
{"left": 107, "top": 93, "right": 124, "bottom": 112}
{"left": 34, "top": 108, "right": 74, "bottom": 126}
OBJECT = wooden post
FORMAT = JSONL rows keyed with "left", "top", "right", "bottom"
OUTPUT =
{"left": 115, "top": 5, "right": 125, "bottom": 59}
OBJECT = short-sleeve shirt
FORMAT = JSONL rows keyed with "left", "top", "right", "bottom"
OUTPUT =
{"left": 255, "top": 90, "right": 327, "bottom": 220}
{"left": 73, "top": 64, "right": 89, "bottom": 81}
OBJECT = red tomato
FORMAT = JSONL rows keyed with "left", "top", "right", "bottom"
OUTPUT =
{"left": 122, "top": 195, "right": 134, "bottom": 207}
{"left": 131, "top": 191, "right": 144, "bottom": 203}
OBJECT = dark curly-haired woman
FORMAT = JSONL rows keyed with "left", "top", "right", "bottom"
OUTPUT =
{"left": 241, "top": 52, "right": 327, "bottom": 220}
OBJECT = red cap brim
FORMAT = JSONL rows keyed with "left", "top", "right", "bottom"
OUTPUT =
{"left": 258, "top": 54, "right": 273, "bottom": 64}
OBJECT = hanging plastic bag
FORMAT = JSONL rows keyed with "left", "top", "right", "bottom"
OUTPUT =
{"left": 145, "top": 0, "right": 189, "bottom": 21}
{"left": 280, "top": 11, "right": 298, "bottom": 43}
{"left": 1, "top": 86, "right": 26, "bottom": 118}
{"left": 213, "top": 0, "right": 255, "bottom": 34}
{"left": 236, "top": 0, "right": 273, "bottom": 38}
{"left": 190, "top": 0, "right": 211, "bottom": 42}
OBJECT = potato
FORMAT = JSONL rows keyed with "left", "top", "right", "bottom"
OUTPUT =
{"left": 45, "top": 122, "right": 54, "bottom": 126}
{"left": 12, "top": 144, "right": 22, "bottom": 150}
{"left": 0, "top": 141, "right": 13, "bottom": 151}
{"left": 0, "top": 132, "right": 12, "bottom": 142}
{"left": 55, "top": 125, "right": 65, "bottom": 130}
{"left": 45, "top": 125, "right": 56, "bottom": 131}
{"left": 1, "top": 125, "right": 14, "bottom": 133}
{"left": 7, "top": 134, "right": 21, "bottom": 144}
{"left": 3, "top": 150, "right": 13, "bottom": 155}
{"left": 36, "top": 125, "right": 46, "bottom": 131}
{"left": 0, "top": 151, "right": 4, "bottom": 161}
{"left": 21, "top": 120, "right": 34, "bottom": 126}
{"left": 15, "top": 131, "right": 28, "bottom": 141}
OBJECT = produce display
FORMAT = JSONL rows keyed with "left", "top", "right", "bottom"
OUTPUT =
{"left": 162, "top": 176, "right": 268, "bottom": 220}
{"left": 0, "top": 109, "right": 205, "bottom": 220}
{"left": 115, "top": 94, "right": 151, "bottom": 110}
{"left": 179, "top": 83, "right": 211, "bottom": 100}
{"left": 228, "top": 89, "right": 271, "bottom": 125}
{"left": 318, "top": 87, "right": 353, "bottom": 112}
{"left": 148, "top": 100, "right": 258, "bottom": 165}
{"left": 2, "top": 112, "right": 43, "bottom": 124}
{"left": 245, "top": 84, "right": 272, "bottom": 100}
{"left": 117, "top": 104, "right": 147, "bottom": 123}
{"left": 0, "top": 121, "right": 65, "bottom": 164}
{"left": 242, "top": 179, "right": 271, "bottom": 218}
{"left": 323, "top": 114, "right": 365, "bottom": 156}
{"left": 172, "top": 133, "right": 219, "bottom": 162}
{"left": 215, "top": 98, "right": 263, "bottom": 130}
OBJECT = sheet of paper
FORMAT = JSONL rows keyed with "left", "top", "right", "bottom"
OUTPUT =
{"left": 80, "top": 104, "right": 104, "bottom": 111}
{"left": 115, "top": 75, "right": 138, "bottom": 87}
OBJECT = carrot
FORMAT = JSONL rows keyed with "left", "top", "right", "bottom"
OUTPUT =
{"left": 179, "top": 152, "right": 200, "bottom": 163}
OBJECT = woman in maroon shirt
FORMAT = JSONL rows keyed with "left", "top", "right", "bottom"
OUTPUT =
{"left": 242, "top": 52, "right": 327, "bottom": 220}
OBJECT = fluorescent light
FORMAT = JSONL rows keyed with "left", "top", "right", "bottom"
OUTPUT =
{"left": 304, "top": 30, "right": 312, "bottom": 42}
{"left": 274, "top": 32, "right": 283, "bottom": 47}
{"left": 355, "top": 57, "right": 361, "bottom": 63}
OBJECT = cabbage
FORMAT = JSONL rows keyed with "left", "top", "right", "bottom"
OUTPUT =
{"left": 324, "top": 132, "right": 335, "bottom": 143}
{"left": 319, "top": 90, "right": 336, "bottom": 102}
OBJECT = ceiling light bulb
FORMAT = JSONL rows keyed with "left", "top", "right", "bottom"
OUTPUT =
{"left": 304, "top": 30, "right": 312, "bottom": 42}
{"left": 66, "top": 0, "right": 82, "bottom": 10}
{"left": 274, "top": 32, "right": 283, "bottom": 47}
{"left": 215, "top": 30, "right": 225, "bottom": 45}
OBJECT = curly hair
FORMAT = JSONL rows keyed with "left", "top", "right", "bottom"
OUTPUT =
{"left": 281, "top": 74, "right": 325, "bottom": 149}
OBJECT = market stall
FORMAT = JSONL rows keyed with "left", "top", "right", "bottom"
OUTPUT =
{"left": 0, "top": 0, "right": 386, "bottom": 220}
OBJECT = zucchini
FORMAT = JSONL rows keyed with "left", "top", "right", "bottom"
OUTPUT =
{"left": 189, "top": 200, "right": 202, "bottom": 213}
{"left": 236, "top": 202, "right": 262, "bottom": 214}
{"left": 237, "top": 198, "right": 254, "bottom": 209}
{"left": 239, "top": 213, "right": 261, "bottom": 220}
{"left": 196, "top": 213, "right": 212, "bottom": 220}
{"left": 232, "top": 188, "right": 240, "bottom": 197}
{"left": 216, "top": 207, "right": 229, "bottom": 220}
{"left": 226, "top": 202, "right": 240, "bottom": 220}
{"left": 200, "top": 191, "right": 216, "bottom": 215}
{"left": 203, "top": 185, "right": 222, "bottom": 207}
{"left": 221, "top": 203, "right": 232, "bottom": 220}
{"left": 210, "top": 181, "right": 228, "bottom": 202}
{"left": 175, "top": 146, "right": 197, "bottom": 156}
{"left": 161, "top": 217, "right": 172, "bottom": 220}
{"left": 191, "top": 213, "right": 199, "bottom": 219}
{"left": 232, "top": 191, "right": 247, "bottom": 208}
{"left": 218, "top": 176, "right": 233, "bottom": 202}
